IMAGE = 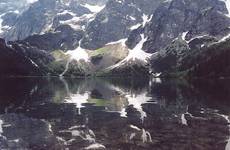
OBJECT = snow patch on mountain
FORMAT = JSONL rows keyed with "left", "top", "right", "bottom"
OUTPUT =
{"left": 142, "top": 14, "right": 153, "bottom": 26}
{"left": 219, "top": 33, "right": 230, "bottom": 42}
{"left": 60, "top": 40, "right": 90, "bottom": 76}
{"left": 59, "top": 12, "right": 96, "bottom": 31}
{"left": 66, "top": 47, "right": 89, "bottom": 62}
{"left": 107, "top": 34, "right": 152, "bottom": 70}
{"left": 129, "top": 16, "right": 136, "bottom": 21}
{"left": 65, "top": 44, "right": 89, "bottom": 62}
{"left": 125, "top": 35, "right": 151, "bottom": 63}
{"left": 29, "top": 58, "right": 39, "bottom": 68}
{"left": 0, "top": 119, "right": 3, "bottom": 134}
{"left": 106, "top": 38, "right": 127, "bottom": 46}
{"left": 130, "top": 23, "right": 141, "bottom": 30}
{"left": 0, "top": 13, "right": 10, "bottom": 35}
{"left": 216, "top": 114, "right": 230, "bottom": 150}
{"left": 60, "top": 16, "right": 82, "bottom": 30}
{"left": 60, "top": 0, "right": 71, "bottom": 6}
{"left": 81, "top": 4, "right": 105, "bottom": 13}
{"left": 181, "top": 31, "right": 189, "bottom": 41}
{"left": 57, "top": 10, "right": 76, "bottom": 16}
{"left": 128, "top": 14, "right": 153, "bottom": 31}
{"left": 58, "top": 3, "right": 106, "bottom": 30}
{"left": 116, "top": 0, "right": 124, "bottom": 4}
{"left": 219, "top": 0, "right": 230, "bottom": 41}
{"left": 41, "top": 23, "right": 53, "bottom": 34}
{"left": 220, "top": 0, "right": 230, "bottom": 17}
{"left": 0, "top": 15, "right": 3, "bottom": 34}
{"left": 225, "top": 0, "right": 230, "bottom": 16}
{"left": 26, "top": 0, "right": 38, "bottom": 4}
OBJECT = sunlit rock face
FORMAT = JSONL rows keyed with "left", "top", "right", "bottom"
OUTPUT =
{"left": 0, "top": 0, "right": 32, "bottom": 36}
{"left": 0, "top": 0, "right": 30, "bottom": 14}
{"left": 80, "top": 0, "right": 164, "bottom": 49}
{"left": 1, "top": 0, "right": 165, "bottom": 49}
{"left": 128, "top": 0, "right": 230, "bottom": 53}
{"left": 2, "top": 0, "right": 108, "bottom": 41}
{"left": 24, "top": 25, "right": 84, "bottom": 51}
{"left": 139, "top": 0, "right": 230, "bottom": 78}
{"left": 3, "top": 0, "right": 74, "bottom": 41}
{"left": 1, "top": 0, "right": 230, "bottom": 49}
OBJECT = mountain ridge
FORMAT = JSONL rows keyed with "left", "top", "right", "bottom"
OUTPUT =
{"left": 0, "top": 0, "right": 230, "bottom": 78}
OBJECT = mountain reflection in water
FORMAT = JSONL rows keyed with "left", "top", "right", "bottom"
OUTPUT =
{"left": 0, "top": 77, "right": 229, "bottom": 150}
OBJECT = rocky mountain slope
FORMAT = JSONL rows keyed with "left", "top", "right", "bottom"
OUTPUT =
{"left": 0, "top": 0, "right": 34, "bottom": 35}
{"left": 151, "top": 36, "right": 230, "bottom": 78}
{"left": 0, "top": 0, "right": 230, "bottom": 78}
{"left": 136, "top": 0, "right": 230, "bottom": 53}
{"left": 0, "top": 38, "right": 53, "bottom": 76}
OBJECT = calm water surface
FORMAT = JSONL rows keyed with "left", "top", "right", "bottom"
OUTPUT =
{"left": 0, "top": 77, "right": 229, "bottom": 150}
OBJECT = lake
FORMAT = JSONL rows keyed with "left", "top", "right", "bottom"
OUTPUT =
{"left": 0, "top": 77, "right": 229, "bottom": 150}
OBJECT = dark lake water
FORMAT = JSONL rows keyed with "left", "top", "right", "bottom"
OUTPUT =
{"left": 0, "top": 77, "right": 229, "bottom": 150}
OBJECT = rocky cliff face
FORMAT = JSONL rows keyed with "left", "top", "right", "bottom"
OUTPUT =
{"left": 128, "top": 0, "right": 230, "bottom": 53}
{"left": 1, "top": 0, "right": 107, "bottom": 41}
{"left": 0, "top": 0, "right": 32, "bottom": 36}
{"left": 101, "top": 0, "right": 230, "bottom": 77}
{"left": 150, "top": 35, "right": 230, "bottom": 78}
{"left": 1, "top": 0, "right": 164, "bottom": 49}
{"left": 81, "top": 0, "right": 164, "bottom": 49}
{"left": 0, "top": 38, "right": 53, "bottom": 76}
{"left": 24, "top": 25, "right": 84, "bottom": 51}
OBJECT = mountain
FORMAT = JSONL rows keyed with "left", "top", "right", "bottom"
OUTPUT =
{"left": 107, "top": 0, "right": 230, "bottom": 77}
{"left": 80, "top": 0, "right": 164, "bottom": 49}
{"left": 100, "top": 34, "right": 152, "bottom": 77}
{"left": 0, "top": 38, "right": 53, "bottom": 76}
{"left": 148, "top": 0, "right": 230, "bottom": 78}
{"left": 136, "top": 0, "right": 230, "bottom": 53}
{"left": 1, "top": 0, "right": 108, "bottom": 41}
{"left": 151, "top": 36, "right": 230, "bottom": 78}
{"left": 0, "top": 0, "right": 34, "bottom": 35}
{"left": 0, "top": 0, "right": 230, "bottom": 78}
